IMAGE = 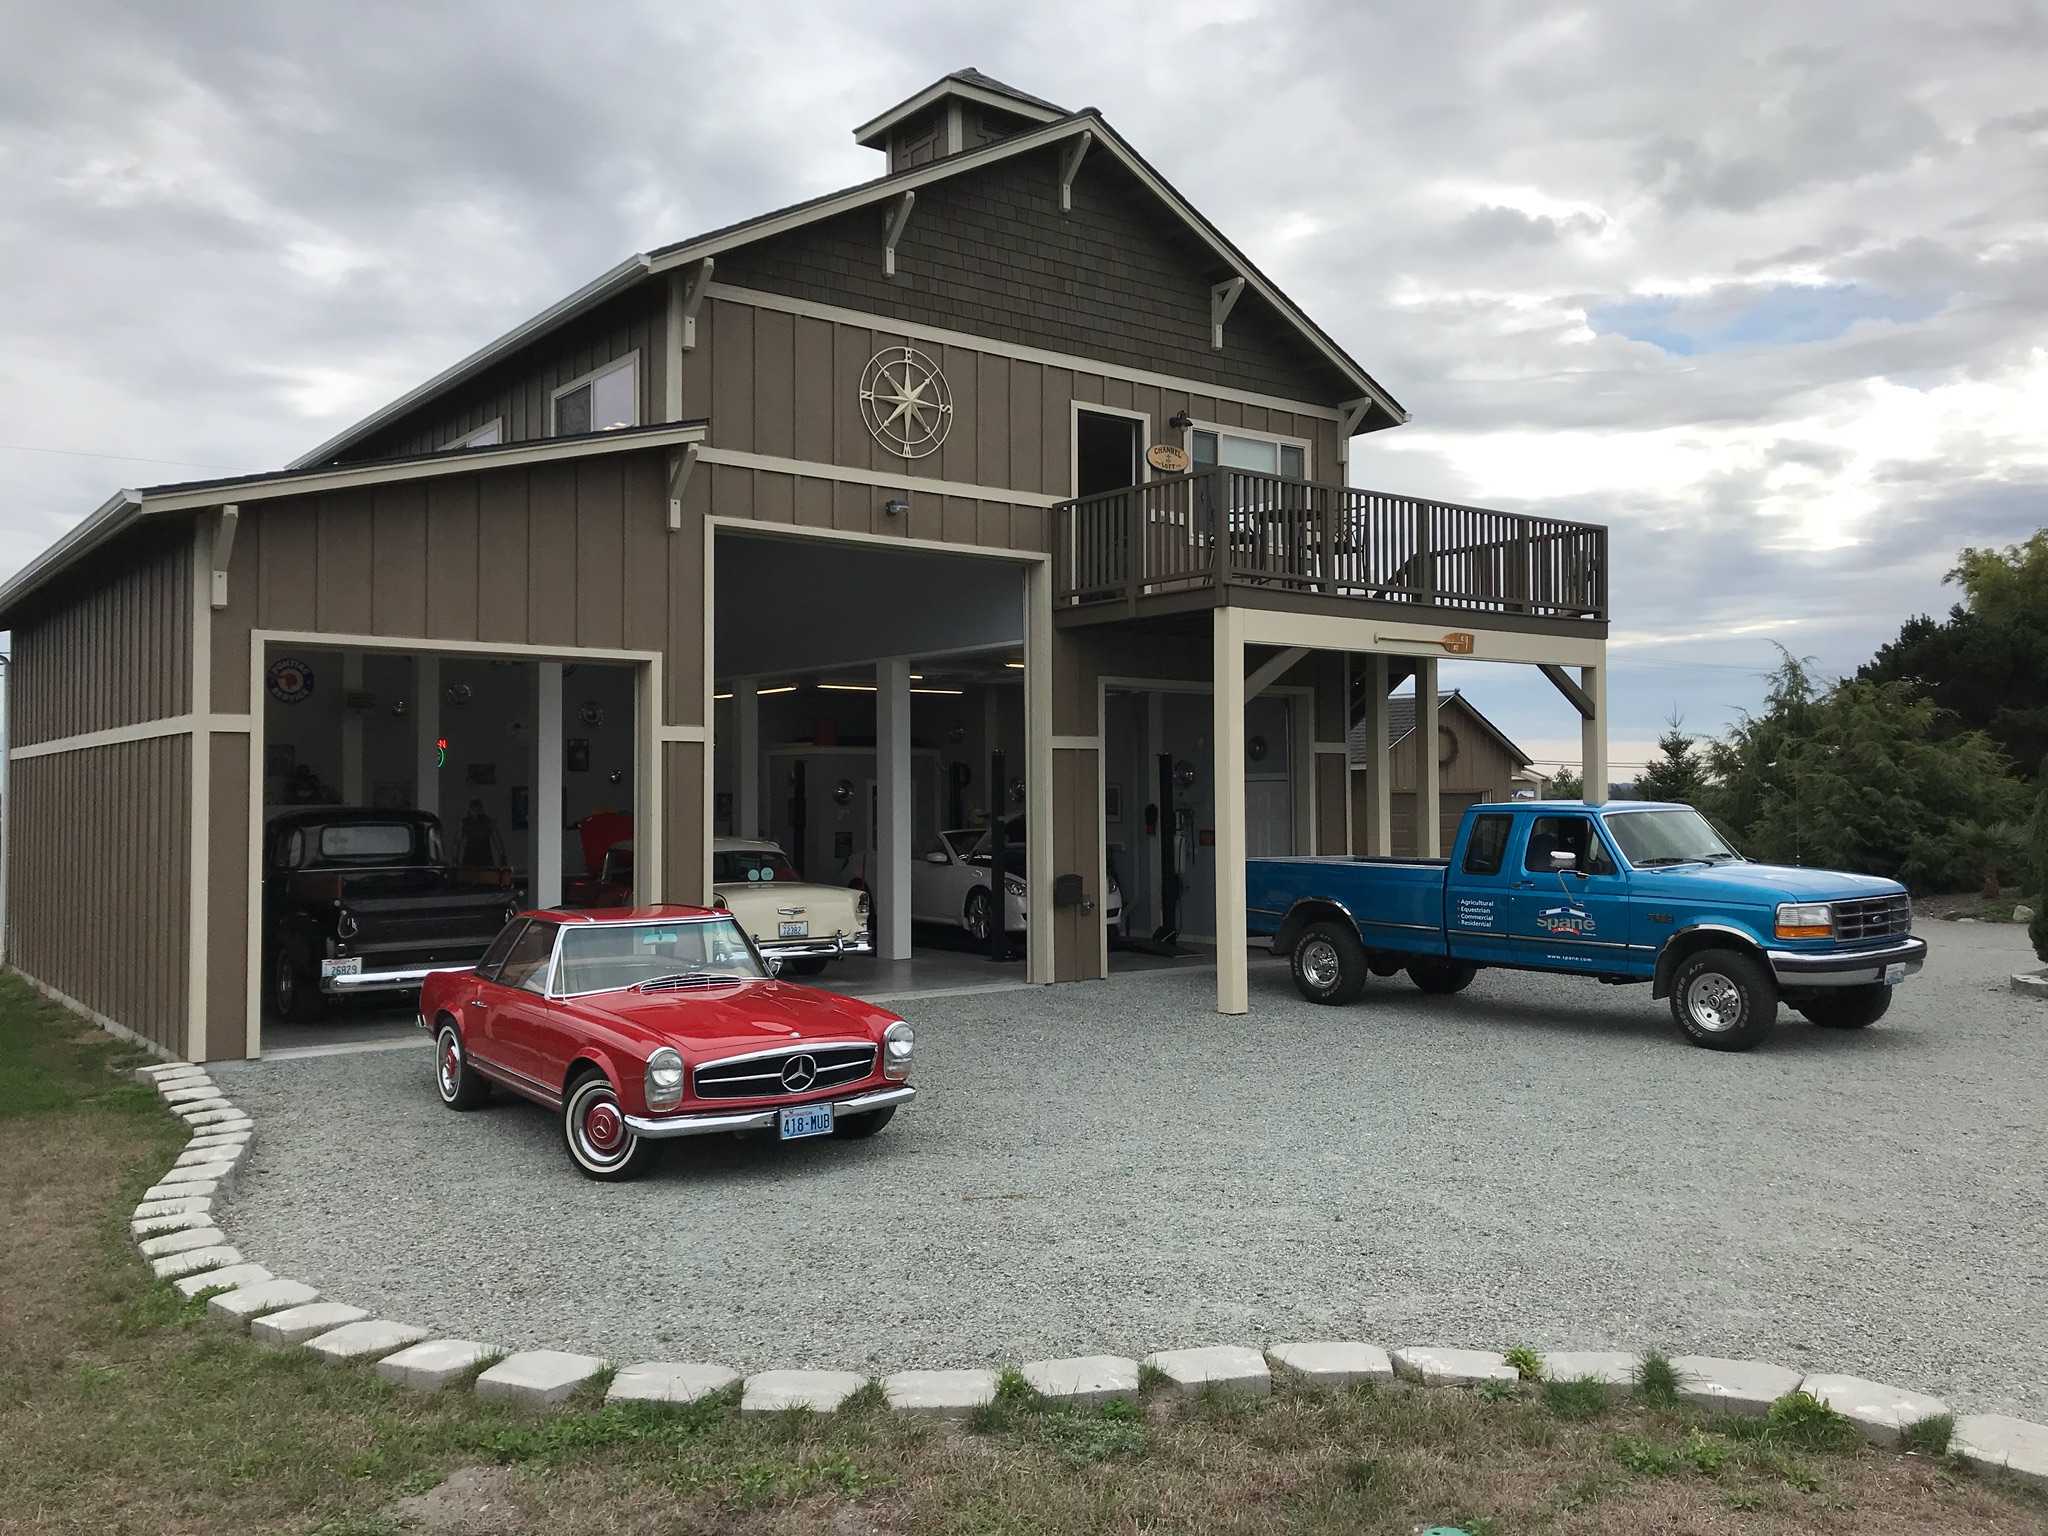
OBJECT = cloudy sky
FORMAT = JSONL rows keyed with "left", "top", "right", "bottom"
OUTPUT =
{"left": 3, "top": 1, "right": 2043, "bottom": 774}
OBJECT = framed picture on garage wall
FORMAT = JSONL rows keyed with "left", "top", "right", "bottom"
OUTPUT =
{"left": 566, "top": 738, "right": 590, "bottom": 773}
{"left": 1106, "top": 783, "right": 1123, "bottom": 822}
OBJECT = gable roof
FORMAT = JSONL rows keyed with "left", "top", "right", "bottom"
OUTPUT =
{"left": 852, "top": 68, "right": 1066, "bottom": 147}
{"left": 293, "top": 106, "right": 1408, "bottom": 471}
{"left": 1345, "top": 691, "right": 1533, "bottom": 770}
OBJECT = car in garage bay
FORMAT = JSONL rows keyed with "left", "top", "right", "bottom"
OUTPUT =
{"left": 419, "top": 906, "right": 915, "bottom": 1179}
{"left": 712, "top": 837, "right": 873, "bottom": 974}
{"left": 263, "top": 807, "right": 521, "bottom": 1020}
{"left": 848, "top": 820, "right": 1123, "bottom": 943}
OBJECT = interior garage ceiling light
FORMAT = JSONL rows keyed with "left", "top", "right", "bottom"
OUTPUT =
{"left": 1004, "top": 660, "right": 1025, "bottom": 669}
{"left": 758, "top": 684, "right": 799, "bottom": 695}
{"left": 816, "top": 682, "right": 964, "bottom": 696}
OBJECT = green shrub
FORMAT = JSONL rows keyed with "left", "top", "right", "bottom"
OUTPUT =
{"left": 1636, "top": 1351, "right": 1681, "bottom": 1406}
{"left": 1762, "top": 1391, "right": 1862, "bottom": 1453}
{"left": 1901, "top": 1414, "right": 1954, "bottom": 1457}
{"left": 1503, "top": 1347, "right": 1545, "bottom": 1382}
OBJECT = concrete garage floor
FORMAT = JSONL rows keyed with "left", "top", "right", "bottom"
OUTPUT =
{"left": 257, "top": 931, "right": 1212, "bottom": 1056}
{"left": 214, "top": 920, "right": 2047, "bottom": 1420}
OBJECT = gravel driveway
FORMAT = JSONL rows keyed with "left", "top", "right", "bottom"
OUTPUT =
{"left": 214, "top": 920, "right": 2048, "bottom": 1417}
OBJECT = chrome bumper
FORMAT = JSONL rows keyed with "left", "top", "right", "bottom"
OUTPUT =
{"left": 321, "top": 962, "right": 476, "bottom": 995}
{"left": 624, "top": 1083, "right": 914, "bottom": 1139}
{"left": 1768, "top": 935, "right": 1927, "bottom": 988}
{"left": 756, "top": 932, "right": 874, "bottom": 961}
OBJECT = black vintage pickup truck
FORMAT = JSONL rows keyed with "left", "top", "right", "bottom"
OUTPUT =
{"left": 262, "top": 808, "right": 522, "bottom": 1020}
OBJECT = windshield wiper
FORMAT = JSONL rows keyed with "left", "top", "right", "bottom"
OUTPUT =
{"left": 1634, "top": 856, "right": 1705, "bottom": 868}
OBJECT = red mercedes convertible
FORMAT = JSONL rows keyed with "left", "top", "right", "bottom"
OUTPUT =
{"left": 417, "top": 906, "right": 915, "bottom": 1180}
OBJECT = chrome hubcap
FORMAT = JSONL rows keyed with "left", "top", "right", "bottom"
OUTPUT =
{"left": 438, "top": 1032, "right": 461, "bottom": 1097}
{"left": 573, "top": 1086, "right": 629, "bottom": 1163}
{"left": 1687, "top": 973, "right": 1743, "bottom": 1033}
{"left": 967, "top": 895, "right": 989, "bottom": 940}
{"left": 1300, "top": 938, "right": 1341, "bottom": 990}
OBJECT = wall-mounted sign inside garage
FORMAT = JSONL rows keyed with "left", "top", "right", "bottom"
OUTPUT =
{"left": 266, "top": 656, "right": 314, "bottom": 704}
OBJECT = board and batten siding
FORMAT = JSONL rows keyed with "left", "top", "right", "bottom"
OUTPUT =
{"left": 8, "top": 736, "right": 191, "bottom": 1054}
{"left": 7, "top": 522, "right": 192, "bottom": 747}
{"left": 344, "top": 286, "right": 670, "bottom": 463}
{"left": 687, "top": 292, "right": 1338, "bottom": 535}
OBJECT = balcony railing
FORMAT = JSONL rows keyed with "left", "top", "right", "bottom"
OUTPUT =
{"left": 1053, "top": 467, "right": 1607, "bottom": 622}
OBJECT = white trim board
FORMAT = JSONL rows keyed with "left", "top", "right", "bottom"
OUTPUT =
{"left": 9, "top": 715, "right": 195, "bottom": 761}
{"left": 706, "top": 284, "right": 1348, "bottom": 425}
{"left": 696, "top": 446, "right": 1063, "bottom": 509}
{"left": 707, "top": 514, "right": 1049, "bottom": 565}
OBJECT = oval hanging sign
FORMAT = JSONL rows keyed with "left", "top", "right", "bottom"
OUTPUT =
{"left": 266, "top": 656, "right": 315, "bottom": 704}
{"left": 1146, "top": 443, "right": 1191, "bottom": 474}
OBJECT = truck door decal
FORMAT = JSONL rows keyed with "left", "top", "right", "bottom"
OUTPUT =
{"left": 1537, "top": 903, "right": 1595, "bottom": 937}
{"left": 1455, "top": 896, "right": 1498, "bottom": 930}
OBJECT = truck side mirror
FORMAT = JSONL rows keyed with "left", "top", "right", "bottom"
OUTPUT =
{"left": 1549, "top": 850, "right": 1579, "bottom": 872}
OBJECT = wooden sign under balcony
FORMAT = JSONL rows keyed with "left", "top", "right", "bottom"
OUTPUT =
{"left": 1440, "top": 632, "right": 1475, "bottom": 654}
{"left": 1146, "top": 444, "right": 1191, "bottom": 473}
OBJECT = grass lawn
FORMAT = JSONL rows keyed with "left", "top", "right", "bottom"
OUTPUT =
{"left": 2, "top": 974, "right": 2044, "bottom": 1535}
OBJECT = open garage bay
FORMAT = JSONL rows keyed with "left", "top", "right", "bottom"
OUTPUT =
{"left": 214, "top": 919, "right": 2048, "bottom": 1419}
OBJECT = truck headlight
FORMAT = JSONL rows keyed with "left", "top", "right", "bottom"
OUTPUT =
{"left": 1003, "top": 874, "right": 1026, "bottom": 899}
{"left": 1774, "top": 902, "right": 1833, "bottom": 940}
{"left": 882, "top": 1021, "right": 913, "bottom": 1081}
{"left": 645, "top": 1047, "right": 685, "bottom": 1111}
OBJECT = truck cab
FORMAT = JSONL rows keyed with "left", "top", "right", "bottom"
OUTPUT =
{"left": 1248, "top": 801, "right": 1926, "bottom": 1051}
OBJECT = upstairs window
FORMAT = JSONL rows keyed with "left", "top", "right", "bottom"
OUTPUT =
{"left": 440, "top": 418, "right": 502, "bottom": 451}
{"left": 1190, "top": 427, "right": 1308, "bottom": 481}
{"left": 551, "top": 354, "right": 639, "bottom": 437}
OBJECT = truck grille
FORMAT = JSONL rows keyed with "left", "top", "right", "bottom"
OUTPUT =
{"left": 693, "top": 1044, "right": 874, "bottom": 1100}
{"left": 1834, "top": 894, "right": 1912, "bottom": 942}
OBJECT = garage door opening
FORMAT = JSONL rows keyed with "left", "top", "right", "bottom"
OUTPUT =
{"left": 711, "top": 527, "right": 1040, "bottom": 1001}
{"left": 254, "top": 639, "right": 646, "bottom": 1055}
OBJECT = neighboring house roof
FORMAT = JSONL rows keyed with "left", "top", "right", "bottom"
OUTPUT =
{"left": 1346, "top": 691, "right": 1533, "bottom": 771}
{"left": 852, "top": 67, "right": 1067, "bottom": 147}
{"left": 291, "top": 98, "right": 1408, "bottom": 470}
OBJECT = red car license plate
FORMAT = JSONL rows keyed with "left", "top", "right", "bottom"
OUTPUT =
{"left": 779, "top": 1104, "right": 833, "bottom": 1140}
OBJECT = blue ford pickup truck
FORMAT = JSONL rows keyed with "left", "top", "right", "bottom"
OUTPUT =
{"left": 1248, "top": 800, "right": 1926, "bottom": 1051}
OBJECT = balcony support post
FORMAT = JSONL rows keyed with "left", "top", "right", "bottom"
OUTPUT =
{"left": 1363, "top": 653, "right": 1392, "bottom": 856}
{"left": 1579, "top": 660, "right": 1608, "bottom": 806}
{"left": 1213, "top": 604, "right": 1249, "bottom": 1016}
{"left": 1417, "top": 659, "right": 1441, "bottom": 857}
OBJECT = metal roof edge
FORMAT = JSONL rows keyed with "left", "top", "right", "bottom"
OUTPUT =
{"left": 0, "top": 488, "right": 143, "bottom": 625}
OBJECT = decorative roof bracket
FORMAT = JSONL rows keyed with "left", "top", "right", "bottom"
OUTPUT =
{"left": 209, "top": 504, "right": 239, "bottom": 609}
{"left": 667, "top": 444, "right": 700, "bottom": 532}
{"left": 883, "top": 191, "right": 916, "bottom": 277}
{"left": 677, "top": 257, "right": 714, "bottom": 352}
{"left": 1059, "top": 130, "right": 1093, "bottom": 213}
{"left": 1210, "top": 276, "right": 1246, "bottom": 351}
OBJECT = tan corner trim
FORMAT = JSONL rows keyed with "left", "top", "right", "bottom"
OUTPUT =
{"left": 658, "top": 723, "right": 709, "bottom": 743}
{"left": 7, "top": 965, "right": 174, "bottom": 1061}
{"left": 208, "top": 714, "right": 254, "bottom": 733}
{"left": 695, "top": 447, "right": 1064, "bottom": 510}
{"left": 9, "top": 714, "right": 195, "bottom": 760}
{"left": 1051, "top": 734, "right": 1102, "bottom": 751}
{"left": 187, "top": 519, "right": 212, "bottom": 1063}
{"left": 704, "top": 283, "right": 1348, "bottom": 424}
{"left": 705, "top": 514, "right": 1050, "bottom": 564}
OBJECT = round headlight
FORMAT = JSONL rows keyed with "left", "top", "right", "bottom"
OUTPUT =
{"left": 882, "top": 1020, "right": 913, "bottom": 1080}
{"left": 645, "top": 1046, "right": 685, "bottom": 1111}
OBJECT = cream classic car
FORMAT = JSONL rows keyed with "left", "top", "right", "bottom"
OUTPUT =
{"left": 712, "top": 837, "right": 873, "bottom": 975}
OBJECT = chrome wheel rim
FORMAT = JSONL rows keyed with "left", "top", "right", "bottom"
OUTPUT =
{"left": 1686, "top": 972, "right": 1743, "bottom": 1033}
{"left": 966, "top": 893, "right": 990, "bottom": 941}
{"left": 568, "top": 1081, "right": 634, "bottom": 1169}
{"left": 437, "top": 1028, "right": 462, "bottom": 1100}
{"left": 276, "top": 953, "right": 295, "bottom": 1010}
{"left": 1300, "top": 938, "right": 1341, "bottom": 991}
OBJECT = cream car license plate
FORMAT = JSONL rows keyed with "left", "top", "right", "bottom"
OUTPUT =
{"left": 778, "top": 920, "right": 808, "bottom": 938}
{"left": 779, "top": 1103, "right": 833, "bottom": 1140}
{"left": 1883, "top": 962, "right": 1906, "bottom": 986}
{"left": 319, "top": 957, "right": 362, "bottom": 978}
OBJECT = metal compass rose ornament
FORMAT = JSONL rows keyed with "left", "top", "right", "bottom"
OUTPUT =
{"left": 859, "top": 345, "right": 953, "bottom": 459}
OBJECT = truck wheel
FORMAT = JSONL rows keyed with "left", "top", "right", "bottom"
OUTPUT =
{"left": 1669, "top": 947, "right": 1776, "bottom": 1050}
{"left": 269, "top": 945, "right": 324, "bottom": 1022}
{"left": 1797, "top": 986, "right": 1891, "bottom": 1030}
{"left": 1291, "top": 921, "right": 1368, "bottom": 1005}
{"left": 1407, "top": 959, "right": 1477, "bottom": 995}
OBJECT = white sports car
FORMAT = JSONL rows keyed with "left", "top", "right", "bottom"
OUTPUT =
{"left": 712, "top": 837, "right": 873, "bottom": 975}
{"left": 852, "top": 823, "right": 1122, "bottom": 942}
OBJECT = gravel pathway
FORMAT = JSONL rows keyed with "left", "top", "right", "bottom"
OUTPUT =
{"left": 214, "top": 921, "right": 2048, "bottom": 1417}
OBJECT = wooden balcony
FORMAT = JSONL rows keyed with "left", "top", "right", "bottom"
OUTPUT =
{"left": 1053, "top": 467, "right": 1607, "bottom": 628}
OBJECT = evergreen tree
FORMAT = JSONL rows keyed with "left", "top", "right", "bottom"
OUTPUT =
{"left": 1548, "top": 767, "right": 1583, "bottom": 799}
{"left": 1634, "top": 712, "right": 1710, "bottom": 804}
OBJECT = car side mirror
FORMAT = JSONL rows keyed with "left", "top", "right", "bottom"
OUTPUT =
{"left": 923, "top": 850, "right": 948, "bottom": 864}
{"left": 1550, "top": 850, "right": 1578, "bottom": 872}
{"left": 766, "top": 956, "right": 784, "bottom": 977}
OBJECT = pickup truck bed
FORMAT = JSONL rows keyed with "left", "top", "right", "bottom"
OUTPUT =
{"left": 1248, "top": 801, "right": 1927, "bottom": 1052}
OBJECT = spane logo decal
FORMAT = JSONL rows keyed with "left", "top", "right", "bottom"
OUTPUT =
{"left": 1538, "top": 904, "right": 1596, "bottom": 937}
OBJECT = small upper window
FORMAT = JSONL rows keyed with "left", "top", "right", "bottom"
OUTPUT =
{"left": 552, "top": 355, "right": 638, "bottom": 436}
{"left": 441, "top": 419, "right": 502, "bottom": 451}
{"left": 1190, "top": 428, "right": 1307, "bottom": 480}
